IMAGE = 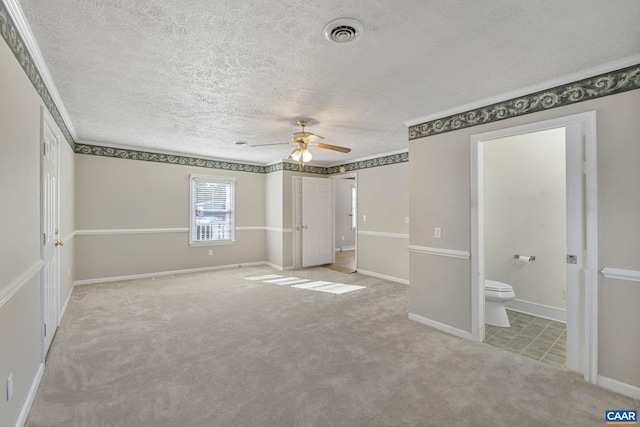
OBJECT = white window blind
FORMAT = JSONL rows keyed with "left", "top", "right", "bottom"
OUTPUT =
{"left": 190, "top": 175, "right": 235, "bottom": 244}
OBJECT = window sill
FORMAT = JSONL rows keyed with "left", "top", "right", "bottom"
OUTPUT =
{"left": 189, "top": 240, "right": 235, "bottom": 247}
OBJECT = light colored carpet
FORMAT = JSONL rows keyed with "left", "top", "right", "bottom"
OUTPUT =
{"left": 26, "top": 266, "right": 638, "bottom": 426}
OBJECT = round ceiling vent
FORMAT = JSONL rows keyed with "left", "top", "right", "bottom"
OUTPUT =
{"left": 323, "top": 18, "right": 364, "bottom": 44}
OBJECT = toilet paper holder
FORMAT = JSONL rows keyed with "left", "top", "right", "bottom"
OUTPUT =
{"left": 514, "top": 254, "right": 535, "bottom": 262}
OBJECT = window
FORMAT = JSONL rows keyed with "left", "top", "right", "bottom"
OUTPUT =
{"left": 190, "top": 175, "right": 235, "bottom": 245}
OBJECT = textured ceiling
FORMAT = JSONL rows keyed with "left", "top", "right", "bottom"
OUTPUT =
{"left": 17, "top": 0, "right": 640, "bottom": 165}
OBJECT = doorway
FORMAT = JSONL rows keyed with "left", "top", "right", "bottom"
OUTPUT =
{"left": 329, "top": 174, "right": 357, "bottom": 273}
{"left": 471, "top": 112, "right": 598, "bottom": 383}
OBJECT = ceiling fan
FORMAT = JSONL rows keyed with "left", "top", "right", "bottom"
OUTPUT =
{"left": 253, "top": 120, "right": 351, "bottom": 163}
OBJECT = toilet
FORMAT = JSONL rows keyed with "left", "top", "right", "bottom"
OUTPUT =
{"left": 485, "top": 279, "right": 516, "bottom": 327}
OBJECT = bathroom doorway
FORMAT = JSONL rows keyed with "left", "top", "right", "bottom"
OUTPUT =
{"left": 470, "top": 112, "right": 598, "bottom": 384}
{"left": 327, "top": 173, "right": 357, "bottom": 273}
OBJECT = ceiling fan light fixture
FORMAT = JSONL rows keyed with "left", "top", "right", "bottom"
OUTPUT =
{"left": 323, "top": 18, "right": 364, "bottom": 44}
{"left": 290, "top": 149, "right": 302, "bottom": 162}
{"left": 301, "top": 149, "right": 313, "bottom": 163}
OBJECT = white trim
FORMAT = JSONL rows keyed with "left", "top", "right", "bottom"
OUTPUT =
{"left": 75, "top": 228, "right": 189, "bottom": 236}
{"left": 600, "top": 267, "right": 640, "bottom": 282}
{"left": 358, "top": 230, "right": 409, "bottom": 239}
{"left": 335, "top": 246, "right": 356, "bottom": 251}
{"left": 235, "top": 226, "right": 266, "bottom": 231}
{"left": 265, "top": 262, "right": 295, "bottom": 272}
{"left": 73, "top": 262, "right": 267, "bottom": 286}
{"left": 470, "top": 111, "right": 599, "bottom": 384}
{"left": 505, "top": 300, "right": 567, "bottom": 324}
{"left": 408, "top": 313, "right": 476, "bottom": 341}
{"left": 15, "top": 362, "right": 44, "bottom": 427}
{"left": 356, "top": 269, "right": 409, "bottom": 285}
{"left": 407, "top": 245, "right": 471, "bottom": 260}
{"left": 4, "top": 0, "right": 77, "bottom": 140}
{"left": 0, "top": 261, "right": 43, "bottom": 308}
{"left": 404, "top": 54, "right": 640, "bottom": 127}
{"left": 598, "top": 375, "right": 640, "bottom": 400}
{"left": 265, "top": 227, "right": 294, "bottom": 233}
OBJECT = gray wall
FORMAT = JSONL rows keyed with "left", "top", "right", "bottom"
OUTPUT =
{"left": 75, "top": 155, "right": 267, "bottom": 281}
{"left": 409, "top": 89, "right": 640, "bottom": 389}
{"left": 0, "top": 40, "right": 75, "bottom": 426}
{"left": 484, "top": 129, "right": 567, "bottom": 312}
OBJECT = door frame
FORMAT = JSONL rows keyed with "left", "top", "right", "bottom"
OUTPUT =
{"left": 470, "top": 111, "right": 598, "bottom": 384}
{"left": 331, "top": 172, "right": 358, "bottom": 268}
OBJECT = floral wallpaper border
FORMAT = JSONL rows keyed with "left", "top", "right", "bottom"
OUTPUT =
{"left": 0, "top": 2, "right": 75, "bottom": 148}
{"left": 409, "top": 64, "right": 640, "bottom": 140}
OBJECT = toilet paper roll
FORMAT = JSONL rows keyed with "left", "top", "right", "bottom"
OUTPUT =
{"left": 517, "top": 255, "right": 532, "bottom": 263}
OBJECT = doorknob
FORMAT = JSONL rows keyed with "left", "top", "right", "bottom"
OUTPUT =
{"left": 55, "top": 240, "right": 64, "bottom": 247}
{"left": 296, "top": 226, "right": 301, "bottom": 231}
{"left": 304, "top": 225, "right": 308, "bottom": 229}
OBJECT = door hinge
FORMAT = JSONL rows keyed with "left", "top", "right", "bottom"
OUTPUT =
{"left": 43, "top": 141, "right": 47, "bottom": 156}
{"left": 44, "top": 323, "right": 47, "bottom": 337}
{"left": 43, "top": 232, "right": 47, "bottom": 246}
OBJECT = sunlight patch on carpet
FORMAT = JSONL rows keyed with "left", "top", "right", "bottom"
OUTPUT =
{"left": 245, "top": 275, "right": 365, "bottom": 294}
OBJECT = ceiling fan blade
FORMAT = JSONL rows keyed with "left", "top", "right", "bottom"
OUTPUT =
{"left": 315, "top": 142, "right": 351, "bottom": 153}
{"left": 305, "top": 133, "right": 324, "bottom": 142}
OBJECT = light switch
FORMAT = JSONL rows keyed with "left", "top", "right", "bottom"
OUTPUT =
{"left": 434, "top": 227, "right": 441, "bottom": 239}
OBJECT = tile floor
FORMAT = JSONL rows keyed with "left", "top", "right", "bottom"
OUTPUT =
{"left": 484, "top": 310, "right": 567, "bottom": 368}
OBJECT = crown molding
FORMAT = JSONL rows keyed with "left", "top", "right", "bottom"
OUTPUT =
{"left": 405, "top": 54, "right": 640, "bottom": 127}
{"left": 407, "top": 61, "right": 640, "bottom": 140}
{"left": 1, "top": 0, "right": 77, "bottom": 143}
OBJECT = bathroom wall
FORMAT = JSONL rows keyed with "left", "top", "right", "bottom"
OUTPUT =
{"left": 484, "top": 128, "right": 567, "bottom": 320}
{"left": 334, "top": 177, "right": 356, "bottom": 250}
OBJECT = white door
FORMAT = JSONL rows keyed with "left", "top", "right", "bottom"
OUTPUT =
{"left": 42, "top": 113, "right": 60, "bottom": 357}
{"left": 565, "top": 122, "right": 585, "bottom": 372}
{"left": 302, "top": 177, "right": 333, "bottom": 267}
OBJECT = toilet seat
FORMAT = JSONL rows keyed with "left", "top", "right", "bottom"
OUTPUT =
{"left": 485, "top": 279, "right": 513, "bottom": 292}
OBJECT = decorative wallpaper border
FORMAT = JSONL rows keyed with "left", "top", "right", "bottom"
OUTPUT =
{"left": 0, "top": 2, "right": 75, "bottom": 148}
{"left": 75, "top": 144, "right": 268, "bottom": 174}
{"left": 409, "top": 64, "right": 640, "bottom": 140}
{"left": 75, "top": 143, "right": 409, "bottom": 175}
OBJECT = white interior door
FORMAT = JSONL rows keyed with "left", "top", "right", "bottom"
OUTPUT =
{"left": 302, "top": 177, "right": 333, "bottom": 267}
{"left": 42, "top": 113, "right": 60, "bottom": 357}
{"left": 565, "top": 122, "right": 586, "bottom": 372}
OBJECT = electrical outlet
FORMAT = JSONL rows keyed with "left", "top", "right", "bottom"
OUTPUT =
{"left": 208, "top": 249, "right": 213, "bottom": 256}
{"left": 405, "top": 216, "right": 410, "bottom": 224}
{"left": 7, "top": 373, "right": 13, "bottom": 401}
{"left": 341, "top": 235, "right": 344, "bottom": 241}
{"left": 362, "top": 215, "right": 366, "bottom": 222}
{"left": 434, "top": 227, "right": 442, "bottom": 239}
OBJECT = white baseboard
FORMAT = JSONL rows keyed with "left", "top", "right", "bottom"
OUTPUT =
{"left": 408, "top": 313, "right": 476, "bottom": 341}
{"left": 598, "top": 375, "right": 640, "bottom": 400}
{"left": 505, "top": 299, "right": 567, "bottom": 323}
{"left": 74, "top": 262, "right": 267, "bottom": 286}
{"left": 265, "top": 262, "right": 295, "bottom": 271}
{"left": 356, "top": 269, "right": 409, "bottom": 285}
{"left": 16, "top": 362, "right": 44, "bottom": 427}
{"left": 335, "top": 246, "right": 356, "bottom": 252}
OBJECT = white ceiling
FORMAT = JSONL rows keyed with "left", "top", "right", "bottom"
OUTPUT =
{"left": 17, "top": 0, "right": 640, "bottom": 166}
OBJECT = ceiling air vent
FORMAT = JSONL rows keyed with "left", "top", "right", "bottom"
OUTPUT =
{"left": 323, "top": 18, "right": 363, "bottom": 44}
